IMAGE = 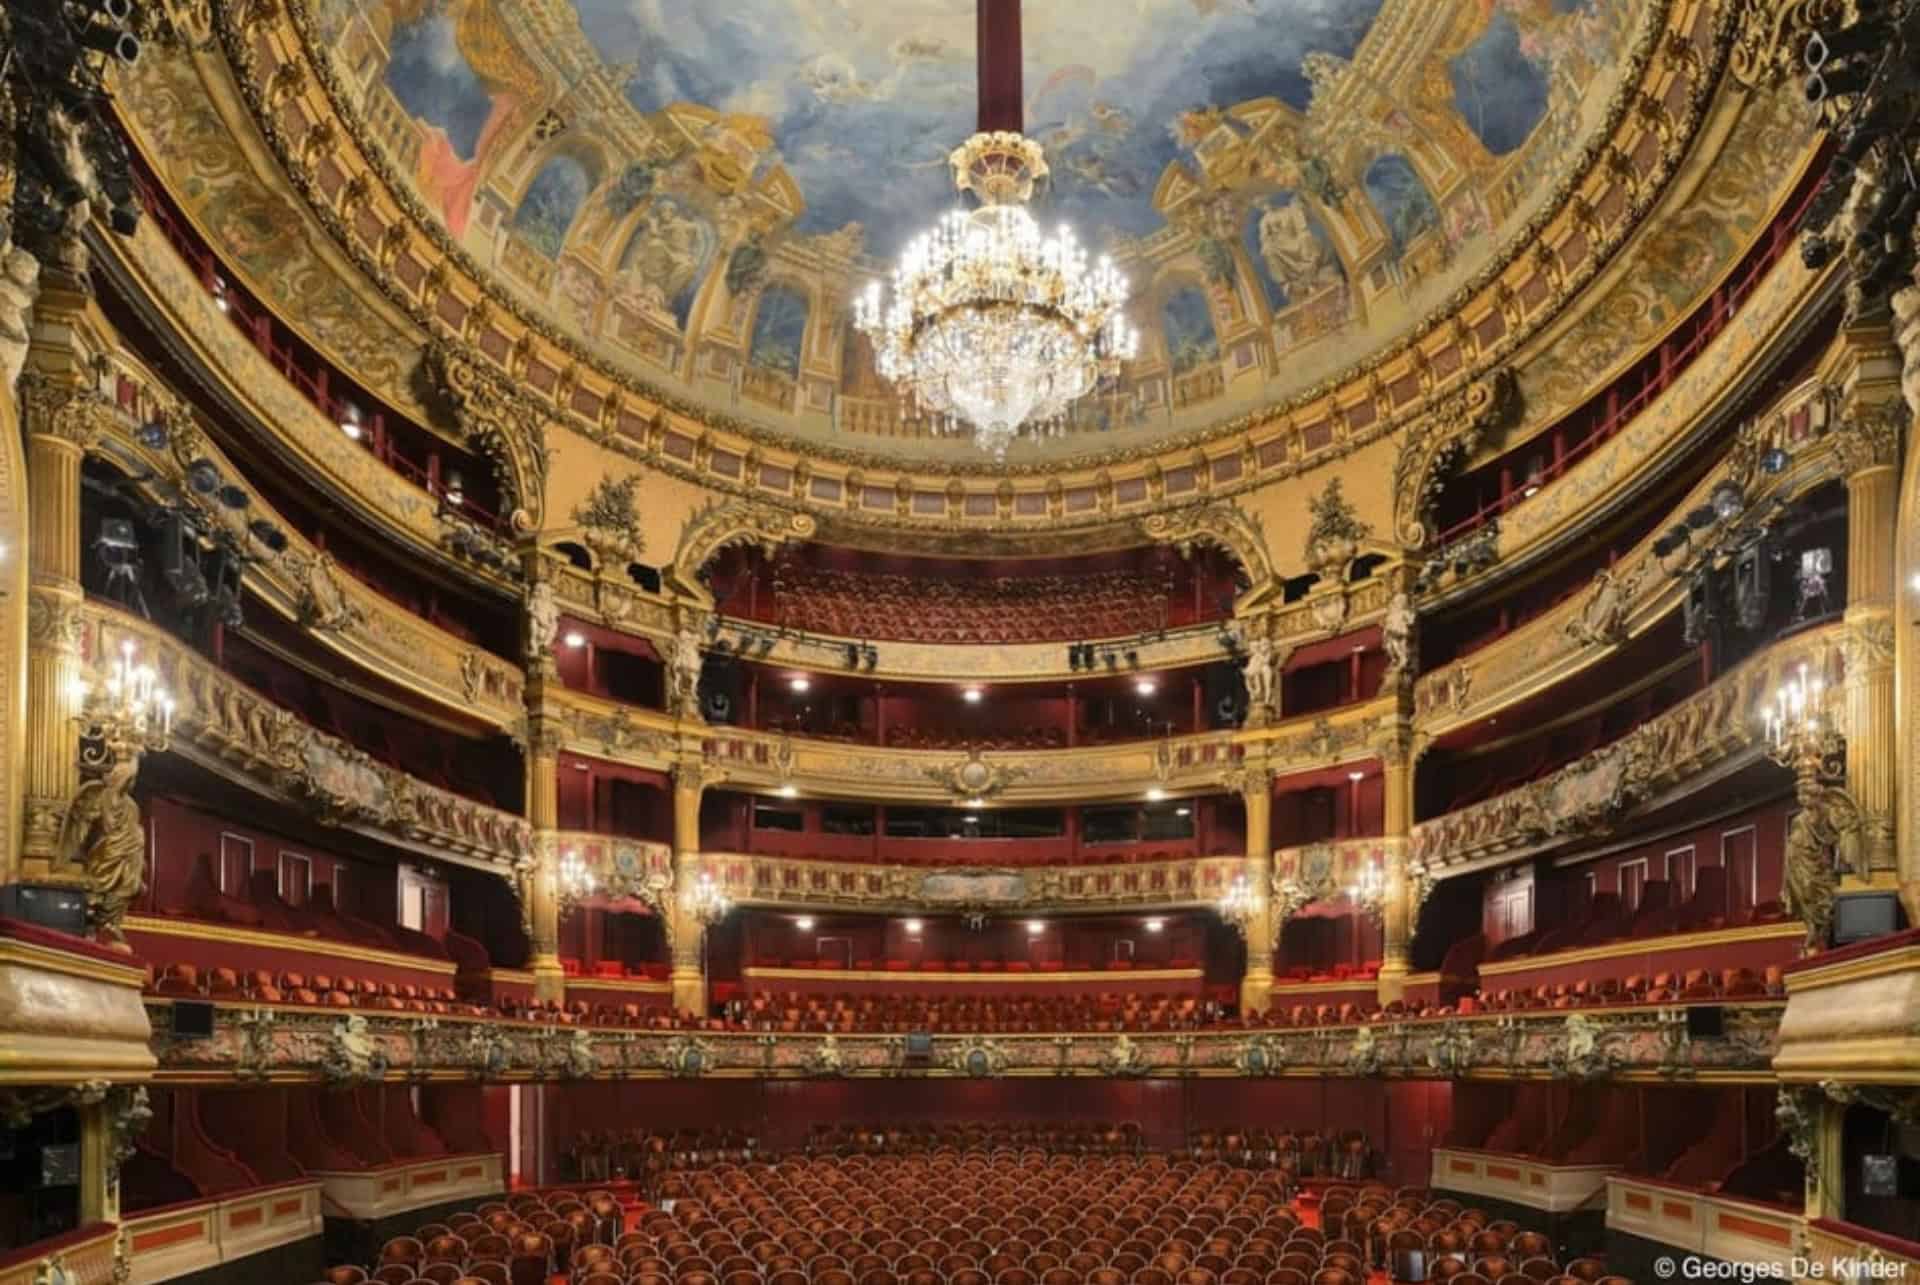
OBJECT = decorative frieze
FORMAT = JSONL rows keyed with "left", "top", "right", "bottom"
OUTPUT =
{"left": 143, "top": 999, "right": 1783, "bottom": 1083}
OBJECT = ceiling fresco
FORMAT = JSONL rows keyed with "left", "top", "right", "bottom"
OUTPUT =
{"left": 313, "top": 0, "right": 1651, "bottom": 461}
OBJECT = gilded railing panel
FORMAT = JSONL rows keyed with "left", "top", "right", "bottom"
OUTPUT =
{"left": 1413, "top": 374, "right": 1842, "bottom": 736}
{"left": 102, "top": 0, "right": 1754, "bottom": 535}
{"left": 97, "top": 214, "right": 507, "bottom": 585}
{"left": 85, "top": 355, "right": 524, "bottom": 732}
{"left": 1410, "top": 622, "right": 1846, "bottom": 872}
{"left": 699, "top": 853, "right": 1247, "bottom": 913}
{"left": 82, "top": 606, "right": 532, "bottom": 870}
{"left": 144, "top": 997, "right": 1782, "bottom": 1083}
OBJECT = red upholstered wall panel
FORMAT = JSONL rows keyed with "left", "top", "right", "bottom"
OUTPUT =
{"left": 194, "top": 1088, "right": 305, "bottom": 1186}
{"left": 537, "top": 1079, "right": 1450, "bottom": 1185}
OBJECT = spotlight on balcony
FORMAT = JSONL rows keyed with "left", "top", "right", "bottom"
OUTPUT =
{"left": 789, "top": 676, "right": 810, "bottom": 693}
{"left": 962, "top": 686, "right": 983, "bottom": 703}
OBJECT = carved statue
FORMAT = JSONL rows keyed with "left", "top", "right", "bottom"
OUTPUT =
{"left": 810, "top": 1034, "right": 845, "bottom": 1076}
{"left": 1783, "top": 768, "right": 1866, "bottom": 949}
{"left": 1381, "top": 591, "right": 1417, "bottom": 684}
{"left": 60, "top": 757, "right": 145, "bottom": 949}
{"left": 563, "top": 1028, "right": 596, "bottom": 1078}
{"left": 321, "top": 1014, "right": 388, "bottom": 1086}
{"left": 525, "top": 581, "right": 560, "bottom": 660}
{"left": 1566, "top": 565, "right": 1640, "bottom": 647}
{"left": 1242, "top": 634, "right": 1276, "bottom": 723}
{"left": 1102, "top": 1033, "right": 1148, "bottom": 1076}
{"left": 667, "top": 621, "right": 706, "bottom": 720}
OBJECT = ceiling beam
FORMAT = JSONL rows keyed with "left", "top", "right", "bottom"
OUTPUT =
{"left": 977, "top": 0, "right": 1024, "bottom": 134}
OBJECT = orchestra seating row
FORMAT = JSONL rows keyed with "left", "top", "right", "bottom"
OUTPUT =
{"left": 730, "top": 992, "right": 1222, "bottom": 1034}
{"left": 748, "top": 958, "right": 1202, "bottom": 973}
{"left": 1480, "top": 873, "right": 1784, "bottom": 964}
{"left": 144, "top": 963, "right": 1780, "bottom": 1035}
{"left": 739, "top": 848, "right": 1216, "bottom": 869}
{"left": 315, "top": 1135, "right": 1632, "bottom": 1285}
{"left": 164, "top": 853, "right": 453, "bottom": 959}
{"left": 771, "top": 566, "right": 1169, "bottom": 644}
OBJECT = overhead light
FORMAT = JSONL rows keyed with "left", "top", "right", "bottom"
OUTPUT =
{"left": 1145, "top": 788, "right": 1166, "bottom": 802}
{"left": 1134, "top": 678, "right": 1157, "bottom": 696}
{"left": 1710, "top": 480, "right": 1745, "bottom": 521}
{"left": 903, "top": 919, "right": 923, "bottom": 935}
{"left": 1521, "top": 457, "right": 1544, "bottom": 498}
{"left": 1910, "top": 572, "right": 1920, "bottom": 594}
{"left": 778, "top": 784, "right": 798, "bottom": 799}
{"left": 1175, "top": 806, "right": 1191, "bottom": 818}
{"left": 563, "top": 631, "right": 586, "bottom": 649}
{"left": 1348, "top": 770, "right": 1365, "bottom": 782}
{"left": 444, "top": 470, "right": 465, "bottom": 507}
{"left": 1026, "top": 920, "right": 1045, "bottom": 936}
{"left": 795, "top": 917, "right": 815, "bottom": 932}
{"left": 851, "top": 132, "right": 1136, "bottom": 461}
{"left": 211, "top": 277, "right": 229, "bottom": 312}
{"left": 962, "top": 686, "right": 983, "bottom": 703}
{"left": 1144, "top": 918, "right": 1165, "bottom": 933}
{"left": 789, "top": 676, "right": 810, "bottom": 693}
{"left": 339, "top": 403, "right": 363, "bottom": 440}
{"left": 965, "top": 798, "right": 983, "bottom": 811}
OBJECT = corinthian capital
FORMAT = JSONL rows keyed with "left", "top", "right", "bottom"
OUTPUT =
{"left": 1829, "top": 401, "right": 1904, "bottom": 477}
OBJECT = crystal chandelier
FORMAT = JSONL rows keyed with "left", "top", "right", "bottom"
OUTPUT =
{"left": 853, "top": 132, "right": 1138, "bottom": 461}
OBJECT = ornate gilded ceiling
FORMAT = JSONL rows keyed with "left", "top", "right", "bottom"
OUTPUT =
{"left": 309, "top": 0, "right": 1652, "bottom": 462}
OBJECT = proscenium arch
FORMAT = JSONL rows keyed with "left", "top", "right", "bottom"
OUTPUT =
{"left": 665, "top": 500, "right": 819, "bottom": 604}
{"left": 1139, "top": 499, "right": 1277, "bottom": 613}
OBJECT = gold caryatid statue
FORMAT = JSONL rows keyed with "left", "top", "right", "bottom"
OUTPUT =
{"left": 1782, "top": 764, "right": 1869, "bottom": 952}
{"left": 60, "top": 755, "right": 145, "bottom": 949}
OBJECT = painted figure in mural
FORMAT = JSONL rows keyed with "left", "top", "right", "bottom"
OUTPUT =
{"left": 1256, "top": 201, "right": 1339, "bottom": 303}
{"left": 613, "top": 199, "right": 715, "bottom": 326}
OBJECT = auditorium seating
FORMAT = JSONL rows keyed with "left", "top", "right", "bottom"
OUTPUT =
{"left": 772, "top": 565, "right": 1169, "bottom": 644}
{"left": 319, "top": 1126, "right": 1632, "bottom": 1285}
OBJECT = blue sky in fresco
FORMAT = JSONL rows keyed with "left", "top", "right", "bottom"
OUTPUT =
{"left": 384, "top": 2, "right": 494, "bottom": 160}
{"left": 1021, "top": 0, "right": 1383, "bottom": 240}
{"left": 582, "top": 0, "right": 977, "bottom": 257}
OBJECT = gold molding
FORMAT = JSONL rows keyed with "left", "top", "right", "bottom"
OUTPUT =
{"left": 741, "top": 966, "right": 1205, "bottom": 985}
{"left": 124, "top": 915, "right": 460, "bottom": 977}
{"left": 0, "top": 936, "right": 150, "bottom": 990}
{"left": 1781, "top": 941, "right": 1920, "bottom": 994}
{"left": 1476, "top": 920, "right": 1804, "bottom": 978}
{"left": 104, "top": 0, "right": 1760, "bottom": 527}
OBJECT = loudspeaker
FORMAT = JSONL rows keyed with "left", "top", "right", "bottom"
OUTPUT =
{"left": 1732, "top": 541, "right": 1769, "bottom": 631}
{"left": 1833, "top": 891, "right": 1904, "bottom": 946}
{"left": 171, "top": 1000, "right": 215, "bottom": 1040}
{"left": 1204, "top": 661, "right": 1248, "bottom": 729}
{"left": 1682, "top": 571, "right": 1715, "bottom": 646}
{"left": 1685, "top": 1005, "right": 1724, "bottom": 1038}
{"left": 161, "top": 513, "right": 208, "bottom": 604}
{"left": 698, "top": 655, "right": 742, "bottom": 725}
{"left": 203, "top": 545, "right": 244, "bottom": 627}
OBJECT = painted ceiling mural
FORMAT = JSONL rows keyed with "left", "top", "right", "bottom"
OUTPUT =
{"left": 315, "top": 0, "right": 1649, "bottom": 461}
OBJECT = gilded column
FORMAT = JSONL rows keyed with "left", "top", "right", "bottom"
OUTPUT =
{"left": 1375, "top": 719, "right": 1418, "bottom": 1005}
{"left": 1895, "top": 286, "right": 1920, "bottom": 926}
{"left": 1235, "top": 768, "right": 1275, "bottom": 1016}
{"left": 669, "top": 761, "right": 711, "bottom": 1015}
{"left": 1832, "top": 368, "right": 1904, "bottom": 883}
{"left": 18, "top": 377, "right": 105, "bottom": 875}
{"left": 524, "top": 708, "right": 565, "bottom": 1003}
